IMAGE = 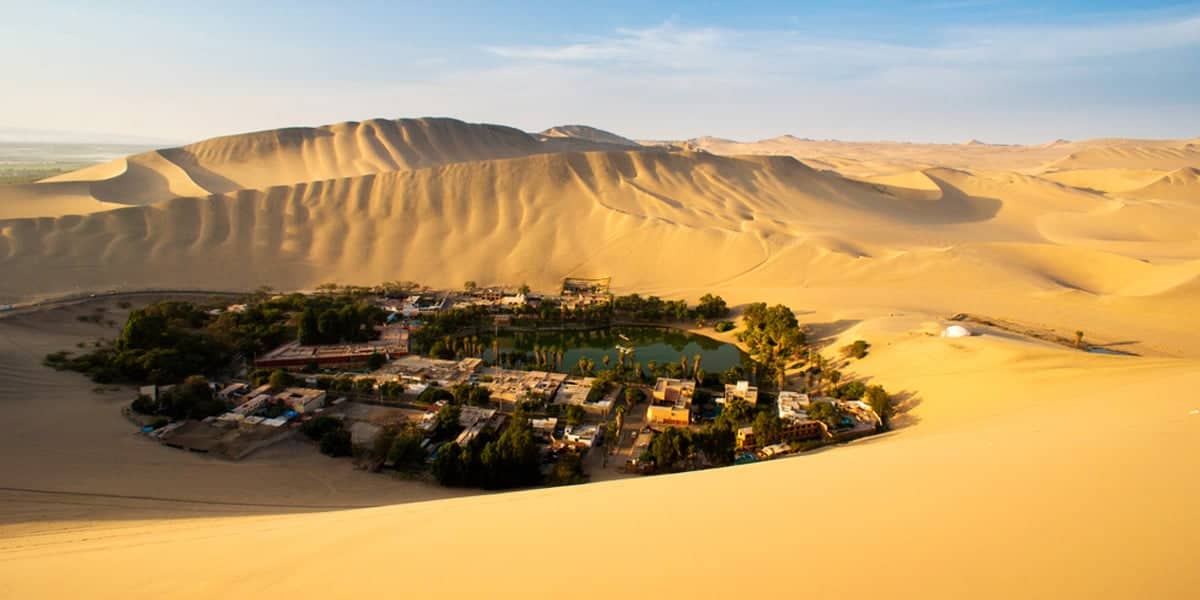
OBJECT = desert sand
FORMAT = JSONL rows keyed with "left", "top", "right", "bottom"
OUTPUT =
{"left": 0, "top": 118, "right": 1198, "bottom": 598}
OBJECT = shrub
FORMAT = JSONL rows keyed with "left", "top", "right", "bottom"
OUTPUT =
{"left": 387, "top": 428, "right": 426, "bottom": 469}
{"left": 319, "top": 429, "right": 353, "bottom": 457}
{"left": 840, "top": 340, "right": 870, "bottom": 360}
{"left": 131, "top": 394, "right": 157, "bottom": 414}
{"left": 367, "top": 351, "right": 386, "bottom": 370}
{"left": 302, "top": 416, "right": 343, "bottom": 441}
{"left": 714, "top": 321, "right": 735, "bottom": 333}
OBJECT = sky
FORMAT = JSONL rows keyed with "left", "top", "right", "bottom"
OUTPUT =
{"left": 1, "top": 0, "right": 1198, "bottom": 144}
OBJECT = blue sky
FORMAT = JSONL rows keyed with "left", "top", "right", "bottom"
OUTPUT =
{"left": 1, "top": 0, "right": 1198, "bottom": 144}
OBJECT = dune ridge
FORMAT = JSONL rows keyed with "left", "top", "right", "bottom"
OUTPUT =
{"left": 1, "top": 117, "right": 1199, "bottom": 599}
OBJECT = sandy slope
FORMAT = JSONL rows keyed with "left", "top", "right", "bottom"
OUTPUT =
{"left": 0, "top": 306, "right": 1196, "bottom": 599}
{"left": 0, "top": 117, "right": 632, "bottom": 219}
{"left": 0, "top": 118, "right": 1198, "bottom": 598}
{"left": 2, "top": 142, "right": 1198, "bottom": 355}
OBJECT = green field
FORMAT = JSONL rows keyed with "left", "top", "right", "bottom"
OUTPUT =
{"left": 0, "top": 142, "right": 155, "bottom": 184}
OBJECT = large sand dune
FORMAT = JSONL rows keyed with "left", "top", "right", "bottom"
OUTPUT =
{"left": 1, "top": 117, "right": 1198, "bottom": 598}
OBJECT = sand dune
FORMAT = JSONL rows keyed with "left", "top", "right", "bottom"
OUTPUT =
{"left": 0, "top": 117, "right": 632, "bottom": 219}
{"left": 1, "top": 306, "right": 1197, "bottom": 599}
{"left": 1123, "top": 167, "right": 1200, "bottom": 202}
{"left": 1, "top": 117, "right": 1199, "bottom": 598}
{"left": 1041, "top": 142, "right": 1200, "bottom": 172}
{"left": 539, "top": 124, "right": 642, "bottom": 147}
{"left": 3, "top": 131, "right": 1199, "bottom": 353}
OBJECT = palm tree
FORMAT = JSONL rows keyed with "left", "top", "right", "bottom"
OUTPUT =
{"left": 491, "top": 339, "right": 500, "bottom": 366}
{"left": 602, "top": 354, "right": 611, "bottom": 368}
{"left": 827, "top": 369, "right": 842, "bottom": 394}
{"left": 680, "top": 354, "right": 689, "bottom": 378}
{"left": 692, "top": 354, "right": 702, "bottom": 381}
{"left": 647, "top": 360, "right": 658, "bottom": 377}
{"left": 577, "top": 357, "right": 588, "bottom": 376}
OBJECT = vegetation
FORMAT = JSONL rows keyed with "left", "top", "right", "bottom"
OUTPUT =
{"left": 840, "top": 340, "right": 870, "bottom": 360}
{"left": 641, "top": 418, "right": 737, "bottom": 472}
{"left": 433, "top": 408, "right": 541, "bottom": 489}
{"left": 805, "top": 400, "right": 845, "bottom": 430}
{"left": 695, "top": 294, "right": 730, "bottom": 319}
{"left": 46, "top": 293, "right": 386, "bottom": 386}
{"left": 319, "top": 429, "right": 353, "bottom": 457}
{"left": 128, "top": 375, "right": 225, "bottom": 420}
{"left": 738, "top": 303, "right": 806, "bottom": 389}
{"left": 386, "top": 426, "right": 426, "bottom": 469}
{"left": 547, "top": 450, "right": 588, "bottom": 485}
{"left": 302, "top": 416, "right": 344, "bottom": 441}
{"left": 563, "top": 404, "right": 585, "bottom": 427}
{"left": 451, "top": 383, "right": 492, "bottom": 407}
{"left": 714, "top": 320, "right": 735, "bottom": 333}
{"left": 865, "top": 385, "right": 893, "bottom": 430}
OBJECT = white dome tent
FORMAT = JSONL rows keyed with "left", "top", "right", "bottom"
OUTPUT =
{"left": 942, "top": 324, "right": 972, "bottom": 338}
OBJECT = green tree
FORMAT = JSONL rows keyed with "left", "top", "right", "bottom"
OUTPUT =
{"left": 722, "top": 397, "right": 754, "bottom": 425}
{"left": 317, "top": 309, "right": 341, "bottom": 344}
{"left": 302, "top": 416, "right": 343, "bottom": 440}
{"left": 298, "top": 307, "right": 320, "bottom": 345}
{"left": 367, "top": 351, "right": 386, "bottom": 370}
{"left": 649, "top": 427, "right": 693, "bottom": 472}
{"left": 388, "top": 427, "right": 426, "bottom": 469}
{"left": 319, "top": 429, "right": 353, "bottom": 457}
{"left": 434, "top": 403, "right": 462, "bottom": 438}
{"left": 865, "top": 385, "right": 894, "bottom": 430}
{"left": 694, "top": 420, "right": 735, "bottom": 466}
{"left": 564, "top": 404, "right": 585, "bottom": 427}
{"left": 624, "top": 386, "right": 642, "bottom": 405}
{"left": 753, "top": 412, "right": 784, "bottom": 446}
{"left": 548, "top": 451, "right": 587, "bottom": 485}
{"left": 840, "top": 340, "right": 870, "bottom": 360}
{"left": 433, "top": 442, "right": 465, "bottom": 486}
{"left": 696, "top": 294, "right": 729, "bottom": 319}
{"left": 268, "top": 369, "right": 291, "bottom": 391}
{"left": 806, "top": 400, "right": 844, "bottom": 430}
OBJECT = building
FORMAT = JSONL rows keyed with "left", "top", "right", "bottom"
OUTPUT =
{"left": 477, "top": 368, "right": 567, "bottom": 405}
{"left": 275, "top": 387, "right": 326, "bottom": 413}
{"left": 647, "top": 377, "right": 695, "bottom": 426}
{"left": 531, "top": 417, "right": 558, "bottom": 442}
{"left": 647, "top": 404, "right": 691, "bottom": 427}
{"left": 254, "top": 324, "right": 410, "bottom": 370}
{"left": 232, "top": 393, "right": 272, "bottom": 416}
{"left": 777, "top": 391, "right": 811, "bottom": 421}
{"left": 723, "top": 380, "right": 759, "bottom": 406}
{"left": 563, "top": 424, "right": 600, "bottom": 448}
{"left": 652, "top": 378, "right": 695, "bottom": 407}
{"left": 217, "top": 382, "right": 249, "bottom": 403}
{"left": 736, "top": 426, "right": 756, "bottom": 451}
{"left": 735, "top": 419, "right": 826, "bottom": 452}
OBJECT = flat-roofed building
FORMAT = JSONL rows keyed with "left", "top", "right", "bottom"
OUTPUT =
{"left": 255, "top": 325, "right": 410, "bottom": 370}
{"left": 652, "top": 378, "right": 695, "bottom": 407}
{"left": 276, "top": 387, "right": 326, "bottom": 413}
{"left": 777, "top": 391, "right": 812, "bottom": 421}
{"left": 723, "top": 380, "right": 758, "bottom": 406}
{"left": 646, "top": 404, "right": 691, "bottom": 427}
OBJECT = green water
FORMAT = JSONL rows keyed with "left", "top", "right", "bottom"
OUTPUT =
{"left": 482, "top": 326, "right": 747, "bottom": 373}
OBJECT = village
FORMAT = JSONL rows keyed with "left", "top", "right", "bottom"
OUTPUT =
{"left": 101, "top": 279, "right": 890, "bottom": 487}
